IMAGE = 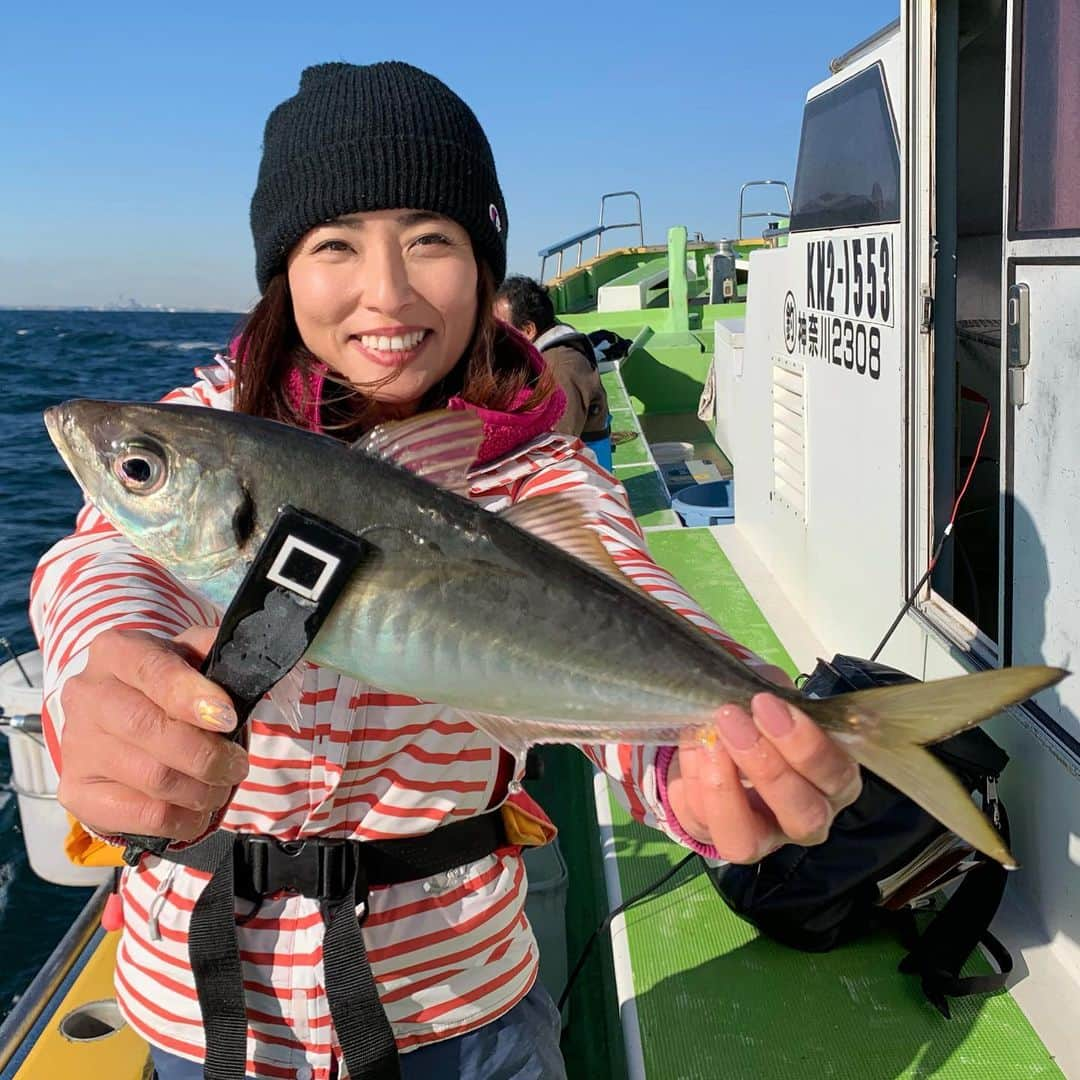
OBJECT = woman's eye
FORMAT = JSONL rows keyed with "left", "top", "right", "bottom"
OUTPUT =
{"left": 411, "top": 233, "right": 451, "bottom": 248}
{"left": 316, "top": 239, "right": 352, "bottom": 253}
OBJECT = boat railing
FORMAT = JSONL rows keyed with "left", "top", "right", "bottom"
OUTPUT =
{"left": 0, "top": 882, "right": 110, "bottom": 1072}
{"left": 538, "top": 190, "right": 644, "bottom": 280}
{"left": 737, "top": 180, "right": 792, "bottom": 241}
{"left": 828, "top": 17, "right": 901, "bottom": 73}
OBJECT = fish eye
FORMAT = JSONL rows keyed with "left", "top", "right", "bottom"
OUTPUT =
{"left": 112, "top": 441, "right": 167, "bottom": 494}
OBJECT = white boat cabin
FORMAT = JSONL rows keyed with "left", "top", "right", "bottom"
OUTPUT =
{"left": 711, "top": 0, "right": 1080, "bottom": 1065}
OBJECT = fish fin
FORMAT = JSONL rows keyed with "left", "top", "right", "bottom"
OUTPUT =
{"left": 459, "top": 711, "right": 689, "bottom": 756}
{"left": 807, "top": 664, "right": 1067, "bottom": 866}
{"left": 814, "top": 665, "right": 1067, "bottom": 745}
{"left": 499, "top": 493, "right": 630, "bottom": 586}
{"left": 356, "top": 409, "right": 484, "bottom": 495}
{"left": 457, "top": 713, "right": 532, "bottom": 760}
{"left": 847, "top": 738, "right": 1017, "bottom": 869}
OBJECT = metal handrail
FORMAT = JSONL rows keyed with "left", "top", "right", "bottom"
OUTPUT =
{"left": 538, "top": 190, "right": 644, "bottom": 280}
{"left": 737, "top": 180, "right": 792, "bottom": 240}
{"left": 0, "top": 710, "right": 42, "bottom": 734}
{"left": 0, "top": 883, "right": 110, "bottom": 1073}
{"left": 0, "top": 708, "right": 46, "bottom": 750}
{"left": 829, "top": 17, "right": 901, "bottom": 74}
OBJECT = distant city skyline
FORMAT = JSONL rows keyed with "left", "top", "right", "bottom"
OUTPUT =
{"left": 0, "top": 300, "right": 245, "bottom": 314}
{"left": 2, "top": 1, "right": 898, "bottom": 310}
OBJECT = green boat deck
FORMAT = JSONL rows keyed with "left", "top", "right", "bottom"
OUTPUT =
{"left": 529, "top": 350, "right": 1063, "bottom": 1079}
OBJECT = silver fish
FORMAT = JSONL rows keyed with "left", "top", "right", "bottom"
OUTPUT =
{"left": 44, "top": 399, "right": 1066, "bottom": 867}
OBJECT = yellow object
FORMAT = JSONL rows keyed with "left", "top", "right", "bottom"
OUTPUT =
{"left": 501, "top": 793, "right": 557, "bottom": 848}
{"left": 13, "top": 930, "right": 151, "bottom": 1079}
{"left": 64, "top": 815, "right": 125, "bottom": 868}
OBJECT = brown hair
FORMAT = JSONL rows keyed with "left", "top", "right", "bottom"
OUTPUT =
{"left": 232, "top": 262, "right": 555, "bottom": 436}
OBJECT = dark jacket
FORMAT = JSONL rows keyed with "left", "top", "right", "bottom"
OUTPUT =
{"left": 534, "top": 324, "right": 609, "bottom": 438}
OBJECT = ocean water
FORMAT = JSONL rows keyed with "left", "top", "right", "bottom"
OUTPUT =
{"left": 0, "top": 308, "right": 242, "bottom": 1021}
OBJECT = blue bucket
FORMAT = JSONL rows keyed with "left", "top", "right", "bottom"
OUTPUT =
{"left": 671, "top": 479, "right": 735, "bottom": 527}
{"left": 583, "top": 432, "right": 613, "bottom": 472}
{"left": 582, "top": 414, "right": 614, "bottom": 472}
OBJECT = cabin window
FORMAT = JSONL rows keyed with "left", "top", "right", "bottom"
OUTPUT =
{"left": 1014, "top": 0, "right": 1080, "bottom": 236}
{"left": 789, "top": 65, "right": 900, "bottom": 232}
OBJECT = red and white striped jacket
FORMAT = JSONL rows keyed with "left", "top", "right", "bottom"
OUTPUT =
{"left": 29, "top": 360, "right": 762, "bottom": 1079}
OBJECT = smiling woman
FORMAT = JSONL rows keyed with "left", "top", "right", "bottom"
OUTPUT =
{"left": 29, "top": 59, "right": 863, "bottom": 1080}
{"left": 286, "top": 209, "right": 479, "bottom": 412}
{"left": 231, "top": 61, "right": 549, "bottom": 438}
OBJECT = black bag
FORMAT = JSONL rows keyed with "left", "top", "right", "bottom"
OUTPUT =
{"left": 586, "top": 328, "right": 634, "bottom": 363}
{"left": 706, "top": 654, "right": 1014, "bottom": 1016}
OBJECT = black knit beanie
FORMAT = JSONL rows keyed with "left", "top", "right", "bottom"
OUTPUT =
{"left": 250, "top": 61, "right": 508, "bottom": 293}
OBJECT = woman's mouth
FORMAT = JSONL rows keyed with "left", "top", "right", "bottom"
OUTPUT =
{"left": 350, "top": 328, "right": 432, "bottom": 368}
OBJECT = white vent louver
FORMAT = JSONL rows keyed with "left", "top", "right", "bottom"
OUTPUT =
{"left": 772, "top": 358, "right": 806, "bottom": 520}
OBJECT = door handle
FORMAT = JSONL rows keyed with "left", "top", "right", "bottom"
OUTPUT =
{"left": 1007, "top": 282, "right": 1030, "bottom": 406}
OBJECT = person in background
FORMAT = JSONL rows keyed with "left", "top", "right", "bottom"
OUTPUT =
{"left": 494, "top": 275, "right": 609, "bottom": 442}
{"left": 30, "top": 61, "right": 860, "bottom": 1080}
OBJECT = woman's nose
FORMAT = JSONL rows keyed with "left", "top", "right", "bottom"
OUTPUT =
{"left": 359, "top": 239, "right": 414, "bottom": 314}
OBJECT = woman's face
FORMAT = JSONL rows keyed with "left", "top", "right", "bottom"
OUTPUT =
{"left": 286, "top": 209, "right": 479, "bottom": 410}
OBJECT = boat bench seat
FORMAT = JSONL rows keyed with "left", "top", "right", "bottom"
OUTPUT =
{"left": 597, "top": 259, "right": 669, "bottom": 312}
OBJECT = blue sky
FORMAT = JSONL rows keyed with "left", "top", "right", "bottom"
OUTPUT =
{"left": 1, "top": 0, "right": 897, "bottom": 311}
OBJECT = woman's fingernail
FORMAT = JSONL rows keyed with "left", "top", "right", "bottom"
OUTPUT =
{"left": 196, "top": 698, "right": 237, "bottom": 731}
{"left": 714, "top": 705, "right": 760, "bottom": 750}
{"left": 753, "top": 694, "right": 796, "bottom": 737}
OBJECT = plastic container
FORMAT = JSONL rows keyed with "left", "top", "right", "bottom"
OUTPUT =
{"left": 650, "top": 441, "right": 694, "bottom": 465}
{"left": 523, "top": 839, "right": 569, "bottom": 1026}
{"left": 671, "top": 479, "right": 735, "bottom": 527}
{"left": 582, "top": 431, "right": 613, "bottom": 472}
{"left": 0, "top": 650, "right": 112, "bottom": 887}
{"left": 659, "top": 461, "right": 696, "bottom": 495}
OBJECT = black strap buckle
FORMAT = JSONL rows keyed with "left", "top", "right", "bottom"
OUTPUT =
{"left": 237, "top": 836, "right": 360, "bottom": 903}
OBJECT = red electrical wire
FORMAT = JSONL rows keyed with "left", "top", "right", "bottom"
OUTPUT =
{"left": 933, "top": 384, "right": 994, "bottom": 569}
{"left": 870, "top": 384, "right": 993, "bottom": 660}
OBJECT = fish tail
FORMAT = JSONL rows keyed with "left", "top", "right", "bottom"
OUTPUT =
{"left": 806, "top": 665, "right": 1067, "bottom": 867}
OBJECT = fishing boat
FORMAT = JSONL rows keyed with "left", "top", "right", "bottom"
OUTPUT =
{"left": 3, "top": 1, "right": 1078, "bottom": 1075}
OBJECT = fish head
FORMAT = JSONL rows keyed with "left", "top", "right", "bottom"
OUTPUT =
{"left": 44, "top": 399, "right": 257, "bottom": 590}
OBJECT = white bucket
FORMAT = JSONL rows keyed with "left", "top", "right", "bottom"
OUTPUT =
{"left": 1, "top": 651, "right": 112, "bottom": 886}
{"left": 651, "top": 441, "right": 694, "bottom": 465}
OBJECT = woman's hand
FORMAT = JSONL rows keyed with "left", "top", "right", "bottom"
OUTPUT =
{"left": 665, "top": 666, "right": 862, "bottom": 863}
{"left": 57, "top": 627, "right": 249, "bottom": 841}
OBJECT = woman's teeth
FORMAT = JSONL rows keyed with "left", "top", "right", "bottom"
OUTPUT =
{"left": 359, "top": 330, "right": 427, "bottom": 352}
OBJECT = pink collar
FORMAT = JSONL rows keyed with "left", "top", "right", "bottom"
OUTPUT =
{"left": 281, "top": 327, "right": 566, "bottom": 466}
{"left": 447, "top": 328, "right": 566, "bottom": 465}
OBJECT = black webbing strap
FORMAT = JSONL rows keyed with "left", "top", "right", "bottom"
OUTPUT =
{"left": 157, "top": 813, "right": 507, "bottom": 1079}
{"left": 322, "top": 864, "right": 399, "bottom": 1080}
{"left": 896, "top": 796, "right": 1013, "bottom": 1018}
{"left": 184, "top": 831, "right": 249, "bottom": 1080}
{"left": 166, "top": 832, "right": 396, "bottom": 1080}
